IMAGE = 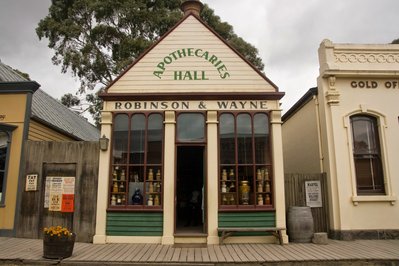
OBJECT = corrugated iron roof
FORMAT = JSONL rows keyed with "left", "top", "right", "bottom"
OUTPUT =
{"left": 0, "top": 60, "right": 28, "bottom": 82}
{"left": 0, "top": 60, "right": 99, "bottom": 141}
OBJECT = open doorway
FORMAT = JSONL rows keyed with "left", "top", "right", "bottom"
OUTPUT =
{"left": 176, "top": 146, "right": 205, "bottom": 234}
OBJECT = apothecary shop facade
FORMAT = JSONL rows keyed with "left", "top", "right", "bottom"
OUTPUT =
{"left": 94, "top": 5, "right": 287, "bottom": 245}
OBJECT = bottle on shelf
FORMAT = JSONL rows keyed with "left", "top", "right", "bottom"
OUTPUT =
{"left": 112, "top": 169, "right": 118, "bottom": 180}
{"left": 119, "top": 182, "right": 125, "bottom": 192}
{"left": 156, "top": 182, "right": 161, "bottom": 193}
{"left": 148, "top": 195, "right": 153, "bottom": 206}
{"left": 265, "top": 168, "right": 270, "bottom": 181}
{"left": 148, "top": 168, "right": 154, "bottom": 181}
{"left": 132, "top": 188, "right": 143, "bottom": 205}
{"left": 222, "top": 169, "right": 227, "bottom": 181}
{"left": 113, "top": 182, "right": 118, "bottom": 193}
{"left": 265, "top": 194, "right": 271, "bottom": 204}
{"left": 229, "top": 181, "right": 235, "bottom": 192}
{"left": 154, "top": 195, "right": 160, "bottom": 206}
{"left": 111, "top": 195, "right": 116, "bottom": 205}
{"left": 265, "top": 181, "right": 271, "bottom": 193}
{"left": 221, "top": 182, "right": 227, "bottom": 193}
{"left": 229, "top": 194, "right": 235, "bottom": 205}
{"left": 222, "top": 195, "right": 228, "bottom": 205}
{"left": 133, "top": 172, "right": 139, "bottom": 182}
{"left": 149, "top": 182, "right": 154, "bottom": 193}
{"left": 120, "top": 169, "right": 125, "bottom": 181}
{"left": 257, "top": 182, "right": 263, "bottom": 193}
{"left": 257, "top": 168, "right": 262, "bottom": 181}
{"left": 156, "top": 170, "right": 161, "bottom": 181}
{"left": 229, "top": 169, "right": 235, "bottom": 180}
{"left": 116, "top": 195, "right": 122, "bottom": 205}
{"left": 257, "top": 194, "right": 264, "bottom": 205}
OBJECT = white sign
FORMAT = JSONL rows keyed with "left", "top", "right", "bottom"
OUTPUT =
{"left": 305, "top": 181, "right": 322, "bottom": 208}
{"left": 25, "top": 174, "right": 38, "bottom": 191}
{"left": 44, "top": 176, "right": 75, "bottom": 212}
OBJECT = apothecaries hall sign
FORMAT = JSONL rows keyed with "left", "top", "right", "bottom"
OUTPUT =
{"left": 113, "top": 100, "right": 269, "bottom": 111}
{"left": 153, "top": 48, "right": 230, "bottom": 80}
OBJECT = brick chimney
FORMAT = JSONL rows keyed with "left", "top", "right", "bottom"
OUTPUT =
{"left": 181, "top": 0, "right": 203, "bottom": 16}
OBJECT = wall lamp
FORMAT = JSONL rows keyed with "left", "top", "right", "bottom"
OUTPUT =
{"left": 99, "top": 135, "right": 109, "bottom": 151}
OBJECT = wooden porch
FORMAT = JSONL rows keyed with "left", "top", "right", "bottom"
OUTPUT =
{"left": 0, "top": 237, "right": 398, "bottom": 265}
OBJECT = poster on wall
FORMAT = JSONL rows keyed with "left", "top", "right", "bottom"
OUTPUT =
{"left": 305, "top": 180, "right": 322, "bottom": 208}
{"left": 25, "top": 174, "right": 38, "bottom": 191}
{"left": 44, "top": 176, "right": 75, "bottom": 212}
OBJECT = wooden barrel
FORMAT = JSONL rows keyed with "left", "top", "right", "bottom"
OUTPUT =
{"left": 287, "top": 206, "right": 314, "bottom": 243}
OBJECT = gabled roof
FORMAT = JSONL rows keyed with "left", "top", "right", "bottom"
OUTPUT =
{"left": 0, "top": 60, "right": 99, "bottom": 141}
{"left": 31, "top": 89, "right": 100, "bottom": 141}
{"left": 102, "top": 12, "right": 283, "bottom": 99}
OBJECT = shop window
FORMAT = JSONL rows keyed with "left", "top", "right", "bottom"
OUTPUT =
{"left": 110, "top": 113, "right": 164, "bottom": 209}
{"left": 219, "top": 112, "right": 272, "bottom": 209}
{"left": 177, "top": 113, "right": 205, "bottom": 142}
{"left": 350, "top": 115, "right": 385, "bottom": 195}
{"left": 0, "top": 130, "right": 10, "bottom": 205}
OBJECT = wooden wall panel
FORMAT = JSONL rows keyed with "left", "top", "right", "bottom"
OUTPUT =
{"left": 17, "top": 141, "right": 99, "bottom": 243}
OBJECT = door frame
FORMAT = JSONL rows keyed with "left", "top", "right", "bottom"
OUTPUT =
{"left": 174, "top": 144, "right": 207, "bottom": 235}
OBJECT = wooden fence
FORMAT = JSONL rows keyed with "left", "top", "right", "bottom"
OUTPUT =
{"left": 284, "top": 173, "right": 329, "bottom": 233}
{"left": 16, "top": 141, "right": 99, "bottom": 243}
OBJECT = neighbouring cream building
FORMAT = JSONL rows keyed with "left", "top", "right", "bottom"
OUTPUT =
{"left": 283, "top": 39, "right": 399, "bottom": 240}
{"left": 94, "top": 1, "right": 288, "bottom": 245}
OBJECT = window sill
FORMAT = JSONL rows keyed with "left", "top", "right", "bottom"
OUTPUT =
{"left": 352, "top": 195, "right": 397, "bottom": 206}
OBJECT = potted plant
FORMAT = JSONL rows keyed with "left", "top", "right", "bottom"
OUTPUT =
{"left": 43, "top": 226, "right": 76, "bottom": 259}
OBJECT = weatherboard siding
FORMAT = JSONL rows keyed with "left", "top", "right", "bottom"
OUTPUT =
{"left": 28, "top": 120, "right": 74, "bottom": 141}
{"left": 108, "top": 16, "right": 275, "bottom": 94}
{"left": 106, "top": 212, "right": 163, "bottom": 236}
{"left": 218, "top": 212, "right": 276, "bottom": 236}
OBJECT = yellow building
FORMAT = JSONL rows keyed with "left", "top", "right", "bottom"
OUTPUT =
{"left": 94, "top": 1, "right": 288, "bottom": 244}
{"left": 0, "top": 60, "right": 99, "bottom": 236}
{"left": 283, "top": 39, "right": 399, "bottom": 239}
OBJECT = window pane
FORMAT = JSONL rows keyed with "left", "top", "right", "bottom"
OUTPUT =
{"left": 237, "top": 114, "right": 253, "bottom": 164}
{"left": 219, "top": 114, "right": 235, "bottom": 164}
{"left": 352, "top": 116, "right": 378, "bottom": 154}
{"left": 112, "top": 114, "right": 129, "bottom": 164}
{"left": 254, "top": 113, "right": 269, "bottom": 164}
{"left": 177, "top": 113, "right": 205, "bottom": 142}
{"left": 351, "top": 115, "right": 385, "bottom": 195}
{"left": 130, "top": 114, "right": 146, "bottom": 164}
{"left": 0, "top": 132, "right": 8, "bottom": 170}
{"left": 147, "top": 114, "right": 163, "bottom": 164}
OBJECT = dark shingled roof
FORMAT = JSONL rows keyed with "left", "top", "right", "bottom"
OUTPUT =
{"left": 0, "top": 60, "right": 99, "bottom": 141}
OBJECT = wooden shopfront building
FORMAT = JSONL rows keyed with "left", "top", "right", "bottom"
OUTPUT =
{"left": 94, "top": 1, "right": 288, "bottom": 245}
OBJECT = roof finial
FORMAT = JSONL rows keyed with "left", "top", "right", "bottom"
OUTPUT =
{"left": 181, "top": 0, "right": 203, "bottom": 16}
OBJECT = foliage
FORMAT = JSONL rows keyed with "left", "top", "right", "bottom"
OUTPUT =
{"left": 61, "top": 93, "right": 81, "bottom": 107}
{"left": 43, "top": 225, "right": 73, "bottom": 239}
{"left": 392, "top": 38, "right": 399, "bottom": 44}
{"left": 37, "top": 0, "right": 265, "bottom": 125}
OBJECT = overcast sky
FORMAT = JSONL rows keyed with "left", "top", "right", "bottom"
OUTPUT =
{"left": 1, "top": 0, "right": 399, "bottom": 116}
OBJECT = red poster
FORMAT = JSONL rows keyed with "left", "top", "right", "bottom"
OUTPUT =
{"left": 61, "top": 194, "right": 74, "bottom": 212}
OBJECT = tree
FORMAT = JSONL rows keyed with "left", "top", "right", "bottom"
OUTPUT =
{"left": 37, "top": 0, "right": 265, "bottom": 125}
{"left": 392, "top": 38, "right": 399, "bottom": 44}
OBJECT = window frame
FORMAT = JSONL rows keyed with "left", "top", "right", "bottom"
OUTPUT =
{"left": 0, "top": 125, "right": 15, "bottom": 207}
{"left": 344, "top": 110, "right": 396, "bottom": 205}
{"left": 108, "top": 112, "right": 164, "bottom": 211}
{"left": 218, "top": 111, "right": 274, "bottom": 211}
{"left": 350, "top": 115, "right": 385, "bottom": 195}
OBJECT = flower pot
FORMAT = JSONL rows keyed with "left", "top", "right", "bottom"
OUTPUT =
{"left": 43, "top": 233, "right": 76, "bottom": 259}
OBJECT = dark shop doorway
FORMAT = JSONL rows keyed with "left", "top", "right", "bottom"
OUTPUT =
{"left": 175, "top": 146, "right": 205, "bottom": 234}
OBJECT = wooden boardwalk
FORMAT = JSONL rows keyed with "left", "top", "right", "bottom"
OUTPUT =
{"left": 0, "top": 237, "right": 398, "bottom": 265}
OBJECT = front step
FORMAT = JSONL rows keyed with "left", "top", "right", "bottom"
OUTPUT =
{"left": 174, "top": 234, "right": 208, "bottom": 244}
